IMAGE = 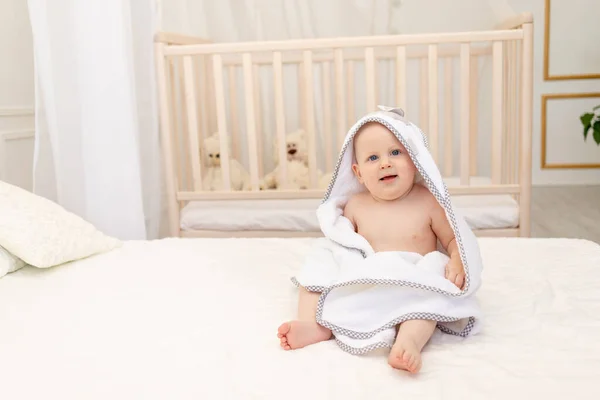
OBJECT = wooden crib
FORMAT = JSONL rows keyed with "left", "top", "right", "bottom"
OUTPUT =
{"left": 153, "top": 13, "right": 533, "bottom": 239}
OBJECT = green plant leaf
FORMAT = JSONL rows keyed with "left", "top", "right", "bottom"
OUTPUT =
{"left": 581, "top": 113, "right": 594, "bottom": 140}
{"left": 581, "top": 112, "right": 594, "bottom": 127}
{"left": 593, "top": 104, "right": 600, "bottom": 111}
{"left": 594, "top": 126, "right": 600, "bottom": 145}
{"left": 583, "top": 123, "right": 591, "bottom": 140}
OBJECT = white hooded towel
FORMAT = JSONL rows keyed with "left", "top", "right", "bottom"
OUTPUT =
{"left": 292, "top": 106, "right": 484, "bottom": 355}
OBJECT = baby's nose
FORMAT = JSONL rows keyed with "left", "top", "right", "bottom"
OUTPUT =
{"left": 379, "top": 159, "right": 391, "bottom": 168}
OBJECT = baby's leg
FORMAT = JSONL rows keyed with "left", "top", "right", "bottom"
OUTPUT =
{"left": 388, "top": 319, "right": 437, "bottom": 373}
{"left": 277, "top": 286, "right": 332, "bottom": 350}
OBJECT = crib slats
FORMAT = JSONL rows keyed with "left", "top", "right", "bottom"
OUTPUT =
{"left": 272, "top": 51, "right": 288, "bottom": 187}
{"left": 194, "top": 57, "right": 206, "bottom": 163}
{"left": 206, "top": 56, "right": 216, "bottom": 134}
{"left": 428, "top": 45, "right": 438, "bottom": 163}
{"left": 242, "top": 53, "right": 260, "bottom": 190}
{"left": 303, "top": 50, "right": 318, "bottom": 189}
{"left": 365, "top": 47, "right": 376, "bottom": 112}
{"left": 509, "top": 41, "right": 517, "bottom": 184}
{"left": 183, "top": 56, "right": 203, "bottom": 191}
{"left": 460, "top": 44, "right": 470, "bottom": 185}
{"left": 199, "top": 56, "right": 210, "bottom": 152}
{"left": 443, "top": 57, "right": 453, "bottom": 176}
{"left": 167, "top": 59, "right": 183, "bottom": 192}
{"left": 298, "top": 64, "right": 305, "bottom": 132}
{"left": 346, "top": 61, "right": 355, "bottom": 128}
{"left": 492, "top": 41, "right": 503, "bottom": 184}
{"left": 155, "top": 44, "right": 179, "bottom": 235}
{"left": 502, "top": 44, "right": 509, "bottom": 183}
{"left": 178, "top": 59, "right": 193, "bottom": 191}
{"left": 212, "top": 54, "right": 232, "bottom": 191}
{"left": 419, "top": 58, "right": 428, "bottom": 135}
{"left": 521, "top": 23, "right": 534, "bottom": 237}
{"left": 334, "top": 49, "right": 346, "bottom": 149}
{"left": 322, "top": 62, "right": 333, "bottom": 172}
{"left": 198, "top": 57, "right": 208, "bottom": 142}
{"left": 228, "top": 65, "right": 241, "bottom": 160}
{"left": 396, "top": 46, "right": 406, "bottom": 112}
{"left": 253, "top": 65, "right": 264, "bottom": 178}
{"left": 469, "top": 56, "right": 478, "bottom": 176}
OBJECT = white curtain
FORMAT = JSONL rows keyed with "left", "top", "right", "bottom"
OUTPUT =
{"left": 159, "top": 0, "right": 395, "bottom": 41}
{"left": 27, "top": 0, "right": 162, "bottom": 240}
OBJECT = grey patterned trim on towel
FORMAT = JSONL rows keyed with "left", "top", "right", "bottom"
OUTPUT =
{"left": 290, "top": 276, "right": 477, "bottom": 354}
{"left": 334, "top": 338, "right": 391, "bottom": 356}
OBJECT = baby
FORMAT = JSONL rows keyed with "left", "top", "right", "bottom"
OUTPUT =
{"left": 277, "top": 121, "right": 465, "bottom": 374}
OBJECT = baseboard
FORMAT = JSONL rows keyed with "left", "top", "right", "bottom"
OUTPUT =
{"left": 0, "top": 108, "right": 35, "bottom": 117}
{"left": 532, "top": 183, "right": 600, "bottom": 188}
{"left": 0, "top": 130, "right": 35, "bottom": 141}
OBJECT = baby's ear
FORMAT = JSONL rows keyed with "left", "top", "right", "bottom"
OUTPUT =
{"left": 351, "top": 163, "right": 363, "bottom": 183}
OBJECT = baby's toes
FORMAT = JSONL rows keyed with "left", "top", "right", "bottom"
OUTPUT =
{"left": 412, "top": 356, "right": 422, "bottom": 373}
{"left": 396, "top": 349, "right": 406, "bottom": 362}
{"left": 409, "top": 355, "right": 418, "bottom": 370}
{"left": 388, "top": 348, "right": 405, "bottom": 368}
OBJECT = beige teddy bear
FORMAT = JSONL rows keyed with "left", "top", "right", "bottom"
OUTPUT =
{"left": 261, "top": 129, "right": 332, "bottom": 190}
{"left": 201, "top": 133, "right": 251, "bottom": 191}
{"left": 272, "top": 129, "right": 309, "bottom": 165}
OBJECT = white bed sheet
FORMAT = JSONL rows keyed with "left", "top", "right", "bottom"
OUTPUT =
{"left": 181, "top": 177, "right": 519, "bottom": 232}
{"left": 1, "top": 237, "right": 599, "bottom": 399}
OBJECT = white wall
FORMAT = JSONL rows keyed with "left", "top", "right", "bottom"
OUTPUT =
{"left": 507, "top": 0, "right": 600, "bottom": 185}
{"left": 0, "top": 0, "right": 35, "bottom": 191}
{"left": 392, "top": 0, "right": 600, "bottom": 185}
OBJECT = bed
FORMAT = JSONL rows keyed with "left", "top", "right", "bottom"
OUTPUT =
{"left": 1, "top": 236, "right": 599, "bottom": 399}
{"left": 153, "top": 13, "right": 534, "bottom": 239}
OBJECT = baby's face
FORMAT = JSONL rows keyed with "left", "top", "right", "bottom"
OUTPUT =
{"left": 351, "top": 123, "right": 417, "bottom": 201}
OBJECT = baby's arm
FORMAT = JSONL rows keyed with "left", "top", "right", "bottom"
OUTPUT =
{"left": 343, "top": 195, "right": 359, "bottom": 232}
{"left": 428, "top": 195, "right": 465, "bottom": 289}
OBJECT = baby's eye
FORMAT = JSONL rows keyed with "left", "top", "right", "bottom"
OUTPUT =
{"left": 391, "top": 149, "right": 400, "bottom": 156}
{"left": 368, "top": 155, "right": 378, "bottom": 161}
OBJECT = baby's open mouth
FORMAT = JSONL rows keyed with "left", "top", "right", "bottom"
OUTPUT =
{"left": 379, "top": 174, "right": 397, "bottom": 181}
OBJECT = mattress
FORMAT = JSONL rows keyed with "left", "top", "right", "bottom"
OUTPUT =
{"left": 180, "top": 176, "right": 520, "bottom": 231}
{"left": 1, "top": 237, "right": 599, "bottom": 399}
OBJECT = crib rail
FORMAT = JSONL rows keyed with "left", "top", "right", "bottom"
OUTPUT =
{"left": 154, "top": 14, "right": 533, "bottom": 237}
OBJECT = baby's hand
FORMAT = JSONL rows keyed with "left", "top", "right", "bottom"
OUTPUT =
{"left": 445, "top": 255, "right": 465, "bottom": 289}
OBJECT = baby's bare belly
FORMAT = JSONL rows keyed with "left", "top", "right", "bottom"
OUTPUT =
{"left": 359, "top": 226, "right": 437, "bottom": 255}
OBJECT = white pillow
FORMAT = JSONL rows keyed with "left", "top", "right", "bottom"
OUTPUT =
{"left": 0, "top": 245, "right": 26, "bottom": 279}
{"left": 0, "top": 181, "right": 121, "bottom": 269}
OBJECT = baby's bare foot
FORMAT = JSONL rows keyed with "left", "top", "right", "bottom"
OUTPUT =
{"left": 388, "top": 339, "right": 422, "bottom": 373}
{"left": 277, "top": 321, "right": 332, "bottom": 350}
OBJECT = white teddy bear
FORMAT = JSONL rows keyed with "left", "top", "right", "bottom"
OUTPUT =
{"left": 201, "top": 133, "right": 251, "bottom": 191}
{"left": 261, "top": 129, "right": 332, "bottom": 190}
{"left": 272, "top": 129, "right": 309, "bottom": 165}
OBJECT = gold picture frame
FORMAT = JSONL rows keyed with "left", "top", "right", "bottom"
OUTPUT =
{"left": 541, "top": 92, "right": 600, "bottom": 169}
{"left": 543, "top": 0, "right": 600, "bottom": 81}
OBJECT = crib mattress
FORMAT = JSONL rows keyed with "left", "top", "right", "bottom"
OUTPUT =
{"left": 180, "top": 193, "right": 519, "bottom": 232}
{"left": 1, "top": 237, "right": 599, "bottom": 399}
